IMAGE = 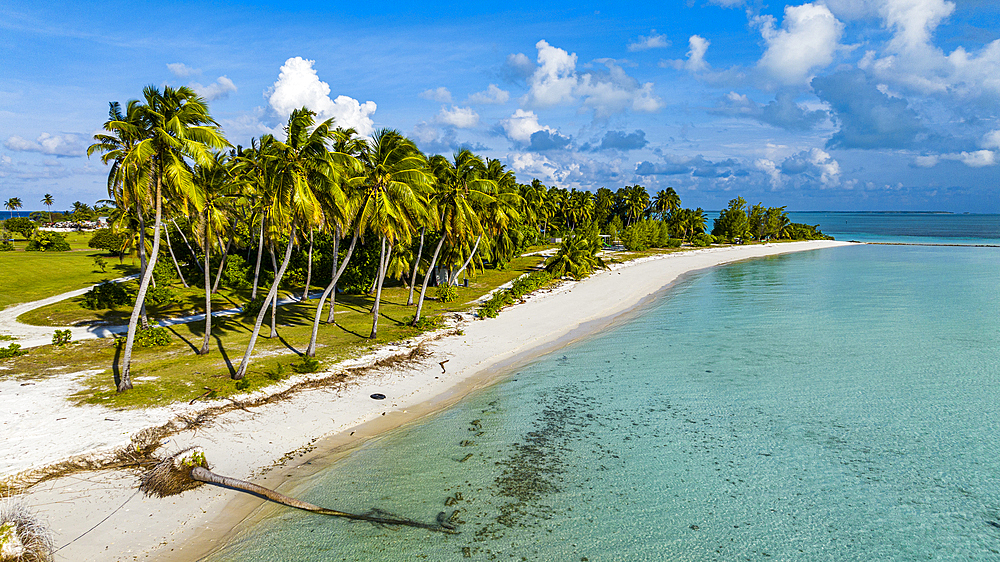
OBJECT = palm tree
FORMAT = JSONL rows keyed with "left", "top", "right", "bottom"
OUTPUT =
{"left": 412, "top": 150, "right": 493, "bottom": 325}
{"left": 652, "top": 188, "right": 680, "bottom": 221}
{"left": 545, "top": 224, "right": 606, "bottom": 280}
{"left": 194, "top": 152, "right": 234, "bottom": 355}
{"left": 355, "top": 129, "right": 431, "bottom": 339}
{"left": 91, "top": 86, "right": 228, "bottom": 392}
{"left": 41, "top": 194, "right": 54, "bottom": 223}
{"left": 622, "top": 185, "right": 650, "bottom": 226}
{"left": 5, "top": 197, "right": 22, "bottom": 219}
{"left": 234, "top": 108, "right": 339, "bottom": 379}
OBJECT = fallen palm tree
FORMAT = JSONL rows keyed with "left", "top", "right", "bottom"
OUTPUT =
{"left": 140, "top": 448, "right": 459, "bottom": 534}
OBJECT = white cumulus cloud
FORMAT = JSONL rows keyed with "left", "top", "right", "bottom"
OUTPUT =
{"left": 755, "top": 3, "right": 844, "bottom": 86}
{"left": 501, "top": 109, "right": 555, "bottom": 143}
{"left": 4, "top": 133, "right": 84, "bottom": 157}
{"left": 627, "top": 31, "right": 670, "bottom": 52}
{"left": 520, "top": 40, "right": 662, "bottom": 118}
{"left": 191, "top": 76, "right": 237, "bottom": 101}
{"left": 267, "top": 57, "right": 377, "bottom": 136}
{"left": 436, "top": 106, "right": 480, "bottom": 128}
{"left": 466, "top": 84, "right": 510, "bottom": 105}
{"left": 167, "top": 63, "right": 200, "bottom": 78}
{"left": 419, "top": 87, "right": 452, "bottom": 102}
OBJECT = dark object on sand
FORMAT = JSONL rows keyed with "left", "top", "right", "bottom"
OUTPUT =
{"left": 370, "top": 393, "right": 386, "bottom": 400}
{"left": 140, "top": 448, "right": 458, "bottom": 533}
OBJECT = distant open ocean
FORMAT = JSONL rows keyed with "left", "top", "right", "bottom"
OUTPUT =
{"left": 201, "top": 212, "right": 999, "bottom": 561}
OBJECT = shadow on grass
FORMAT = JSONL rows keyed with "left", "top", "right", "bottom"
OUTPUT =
{"left": 112, "top": 342, "right": 121, "bottom": 389}
{"left": 214, "top": 333, "right": 235, "bottom": 376}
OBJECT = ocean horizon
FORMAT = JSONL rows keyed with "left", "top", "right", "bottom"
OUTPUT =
{"left": 203, "top": 213, "right": 1000, "bottom": 561}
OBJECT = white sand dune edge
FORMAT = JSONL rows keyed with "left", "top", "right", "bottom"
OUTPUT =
{"left": 13, "top": 240, "right": 851, "bottom": 562}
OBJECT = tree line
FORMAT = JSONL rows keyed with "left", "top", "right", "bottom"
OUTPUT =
{"left": 3, "top": 85, "right": 828, "bottom": 393}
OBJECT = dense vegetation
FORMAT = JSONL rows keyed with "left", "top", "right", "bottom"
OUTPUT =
{"left": 0, "top": 85, "right": 828, "bottom": 396}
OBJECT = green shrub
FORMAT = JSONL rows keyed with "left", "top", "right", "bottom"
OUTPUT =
{"left": 25, "top": 231, "right": 70, "bottom": 252}
{"left": 88, "top": 228, "right": 126, "bottom": 255}
{"left": 115, "top": 325, "right": 171, "bottom": 349}
{"left": 152, "top": 257, "right": 175, "bottom": 285}
{"left": 3, "top": 217, "right": 35, "bottom": 238}
{"left": 242, "top": 295, "right": 266, "bottom": 317}
{"left": 221, "top": 254, "right": 251, "bottom": 289}
{"left": 435, "top": 284, "right": 458, "bottom": 303}
{"left": 666, "top": 238, "right": 683, "bottom": 248}
{"left": 52, "top": 329, "right": 72, "bottom": 346}
{"left": 82, "top": 282, "right": 131, "bottom": 309}
{"left": 144, "top": 285, "right": 175, "bottom": 307}
{"left": 93, "top": 256, "right": 108, "bottom": 272}
{"left": 404, "top": 314, "right": 444, "bottom": 330}
{"left": 0, "top": 343, "right": 25, "bottom": 358}
{"left": 292, "top": 357, "right": 322, "bottom": 374}
{"left": 691, "top": 233, "right": 716, "bottom": 247}
{"left": 0, "top": 240, "right": 13, "bottom": 251}
{"left": 477, "top": 271, "right": 553, "bottom": 319}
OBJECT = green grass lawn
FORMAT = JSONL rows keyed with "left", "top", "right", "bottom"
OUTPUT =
{"left": 1, "top": 251, "right": 546, "bottom": 410}
{"left": 0, "top": 249, "right": 138, "bottom": 310}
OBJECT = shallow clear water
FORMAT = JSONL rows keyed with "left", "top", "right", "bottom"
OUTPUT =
{"left": 207, "top": 241, "right": 1000, "bottom": 561}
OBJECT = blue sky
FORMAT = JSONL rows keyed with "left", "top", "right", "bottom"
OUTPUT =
{"left": 2, "top": 0, "right": 999, "bottom": 212}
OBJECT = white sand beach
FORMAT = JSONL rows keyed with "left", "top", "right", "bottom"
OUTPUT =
{"left": 3, "top": 240, "right": 850, "bottom": 561}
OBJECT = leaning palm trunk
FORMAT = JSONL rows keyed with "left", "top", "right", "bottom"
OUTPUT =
{"left": 211, "top": 234, "right": 232, "bottom": 294}
{"left": 234, "top": 226, "right": 297, "bottom": 380}
{"left": 171, "top": 218, "right": 203, "bottom": 272}
{"left": 450, "top": 234, "right": 481, "bottom": 285}
{"left": 199, "top": 217, "right": 212, "bottom": 356}
{"left": 326, "top": 232, "right": 341, "bottom": 323}
{"left": 163, "top": 223, "right": 188, "bottom": 288}
{"left": 302, "top": 229, "right": 313, "bottom": 301}
{"left": 251, "top": 216, "right": 265, "bottom": 300}
{"left": 369, "top": 238, "right": 385, "bottom": 295}
{"left": 369, "top": 238, "right": 391, "bottom": 339}
{"left": 137, "top": 212, "right": 150, "bottom": 329}
{"left": 307, "top": 231, "right": 358, "bottom": 357}
{"left": 119, "top": 177, "right": 164, "bottom": 392}
{"left": 412, "top": 237, "right": 444, "bottom": 325}
{"left": 406, "top": 227, "right": 425, "bottom": 306}
{"left": 269, "top": 245, "right": 279, "bottom": 338}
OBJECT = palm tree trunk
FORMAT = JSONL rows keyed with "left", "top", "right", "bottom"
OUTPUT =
{"left": 369, "top": 237, "right": 391, "bottom": 339}
{"left": 307, "top": 230, "right": 358, "bottom": 357}
{"left": 406, "top": 227, "right": 424, "bottom": 306}
{"left": 211, "top": 234, "right": 232, "bottom": 294}
{"left": 163, "top": 223, "right": 188, "bottom": 288}
{"left": 412, "top": 237, "right": 444, "bottom": 325}
{"left": 171, "top": 218, "right": 203, "bottom": 272}
{"left": 369, "top": 237, "right": 385, "bottom": 295}
{"left": 269, "top": 245, "right": 278, "bottom": 338}
{"left": 234, "top": 225, "right": 297, "bottom": 380}
{"left": 450, "top": 234, "right": 481, "bottom": 285}
{"left": 199, "top": 216, "right": 211, "bottom": 356}
{"left": 326, "top": 231, "right": 341, "bottom": 323}
{"left": 302, "top": 229, "right": 313, "bottom": 301}
{"left": 120, "top": 174, "right": 165, "bottom": 392}
{"left": 251, "top": 216, "right": 265, "bottom": 300}
{"left": 137, "top": 212, "right": 150, "bottom": 329}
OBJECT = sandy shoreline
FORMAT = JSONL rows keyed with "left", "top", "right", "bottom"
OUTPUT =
{"left": 7, "top": 240, "right": 851, "bottom": 561}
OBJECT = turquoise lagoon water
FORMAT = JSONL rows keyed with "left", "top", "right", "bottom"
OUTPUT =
{"left": 207, "top": 222, "right": 1000, "bottom": 561}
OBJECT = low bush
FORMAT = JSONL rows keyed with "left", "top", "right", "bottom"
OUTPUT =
{"left": 0, "top": 240, "right": 13, "bottom": 251}
{"left": 292, "top": 357, "right": 322, "bottom": 374}
{"left": 404, "top": 314, "right": 444, "bottom": 330}
{"left": 477, "top": 271, "right": 553, "bottom": 319}
{"left": 115, "top": 325, "right": 171, "bottom": 349}
{"left": 82, "top": 282, "right": 131, "bottom": 310}
{"left": 221, "top": 254, "right": 251, "bottom": 289}
{"left": 435, "top": 284, "right": 458, "bottom": 303}
{"left": 242, "top": 295, "right": 266, "bottom": 317}
{"left": 0, "top": 343, "right": 25, "bottom": 358}
{"left": 666, "top": 238, "right": 683, "bottom": 248}
{"left": 25, "top": 231, "right": 70, "bottom": 252}
{"left": 144, "top": 286, "right": 175, "bottom": 307}
{"left": 691, "top": 233, "right": 716, "bottom": 247}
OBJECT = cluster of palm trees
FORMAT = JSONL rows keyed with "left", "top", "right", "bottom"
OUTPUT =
{"left": 86, "top": 86, "right": 537, "bottom": 393}
{"left": 84, "top": 85, "right": 735, "bottom": 394}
